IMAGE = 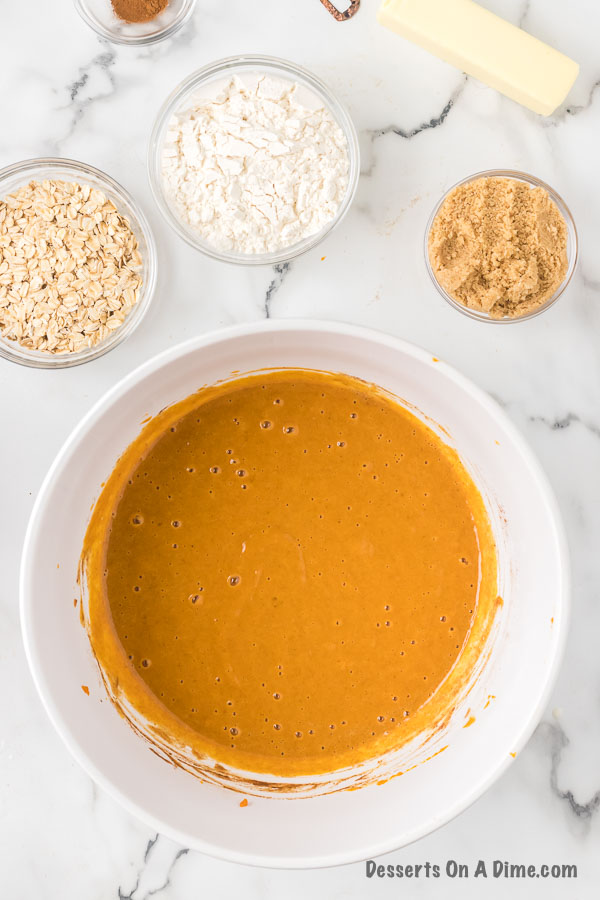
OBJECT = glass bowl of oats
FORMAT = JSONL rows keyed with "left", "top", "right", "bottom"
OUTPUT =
{"left": 0, "top": 158, "right": 157, "bottom": 368}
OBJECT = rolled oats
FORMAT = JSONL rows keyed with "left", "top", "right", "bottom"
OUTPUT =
{"left": 0, "top": 179, "right": 143, "bottom": 354}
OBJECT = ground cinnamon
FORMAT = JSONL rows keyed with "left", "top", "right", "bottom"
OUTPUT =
{"left": 111, "top": 0, "right": 169, "bottom": 24}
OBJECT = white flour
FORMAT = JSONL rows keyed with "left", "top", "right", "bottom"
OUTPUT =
{"left": 160, "top": 74, "right": 350, "bottom": 255}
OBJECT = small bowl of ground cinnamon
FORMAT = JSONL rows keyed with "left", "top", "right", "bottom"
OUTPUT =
{"left": 425, "top": 170, "right": 578, "bottom": 322}
{"left": 74, "top": 0, "right": 196, "bottom": 45}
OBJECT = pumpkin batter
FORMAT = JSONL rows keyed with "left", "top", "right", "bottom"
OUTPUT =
{"left": 83, "top": 370, "right": 497, "bottom": 779}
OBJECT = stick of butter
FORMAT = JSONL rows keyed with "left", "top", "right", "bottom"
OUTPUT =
{"left": 378, "top": 0, "right": 579, "bottom": 115}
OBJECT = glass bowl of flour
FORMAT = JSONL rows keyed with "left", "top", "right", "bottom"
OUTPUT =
{"left": 148, "top": 55, "right": 360, "bottom": 265}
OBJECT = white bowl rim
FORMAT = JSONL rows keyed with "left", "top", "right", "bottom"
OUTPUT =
{"left": 20, "top": 319, "right": 570, "bottom": 868}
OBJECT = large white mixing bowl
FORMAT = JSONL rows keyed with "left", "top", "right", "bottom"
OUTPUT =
{"left": 20, "top": 321, "right": 568, "bottom": 868}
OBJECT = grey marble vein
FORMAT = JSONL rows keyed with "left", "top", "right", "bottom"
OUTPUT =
{"left": 144, "top": 834, "right": 159, "bottom": 863}
{"left": 117, "top": 837, "right": 189, "bottom": 900}
{"left": 487, "top": 391, "right": 509, "bottom": 410}
{"left": 518, "top": 0, "right": 532, "bottom": 28}
{"left": 59, "top": 46, "right": 117, "bottom": 145}
{"left": 361, "top": 79, "right": 466, "bottom": 178}
{"left": 565, "top": 78, "right": 600, "bottom": 117}
{"left": 264, "top": 263, "right": 291, "bottom": 318}
{"left": 542, "top": 721, "right": 600, "bottom": 824}
{"left": 118, "top": 835, "right": 156, "bottom": 900}
{"left": 544, "top": 76, "right": 600, "bottom": 125}
{"left": 530, "top": 413, "right": 600, "bottom": 441}
{"left": 118, "top": 869, "right": 141, "bottom": 900}
{"left": 146, "top": 848, "right": 189, "bottom": 897}
{"left": 369, "top": 80, "right": 466, "bottom": 143}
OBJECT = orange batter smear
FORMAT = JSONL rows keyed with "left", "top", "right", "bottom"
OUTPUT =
{"left": 82, "top": 369, "right": 498, "bottom": 780}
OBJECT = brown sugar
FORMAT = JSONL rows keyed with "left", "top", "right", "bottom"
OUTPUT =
{"left": 428, "top": 177, "right": 569, "bottom": 319}
{"left": 111, "top": 0, "right": 169, "bottom": 24}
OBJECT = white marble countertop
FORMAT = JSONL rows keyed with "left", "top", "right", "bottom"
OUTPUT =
{"left": 1, "top": 0, "right": 599, "bottom": 896}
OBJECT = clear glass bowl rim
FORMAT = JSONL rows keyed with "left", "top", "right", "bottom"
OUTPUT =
{"left": 73, "top": 0, "right": 197, "bottom": 46}
{"left": 0, "top": 156, "right": 157, "bottom": 369}
{"left": 424, "top": 168, "right": 579, "bottom": 323}
{"left": 148, "top": 54, "right": 361, "bottom": 266}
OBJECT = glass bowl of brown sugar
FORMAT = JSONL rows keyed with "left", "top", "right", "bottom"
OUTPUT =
{"left": 425, "top": 169, "right": 578, "bottom": 323}
{"left": 74, "top": 0, "right": 196, "bottom": 45}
